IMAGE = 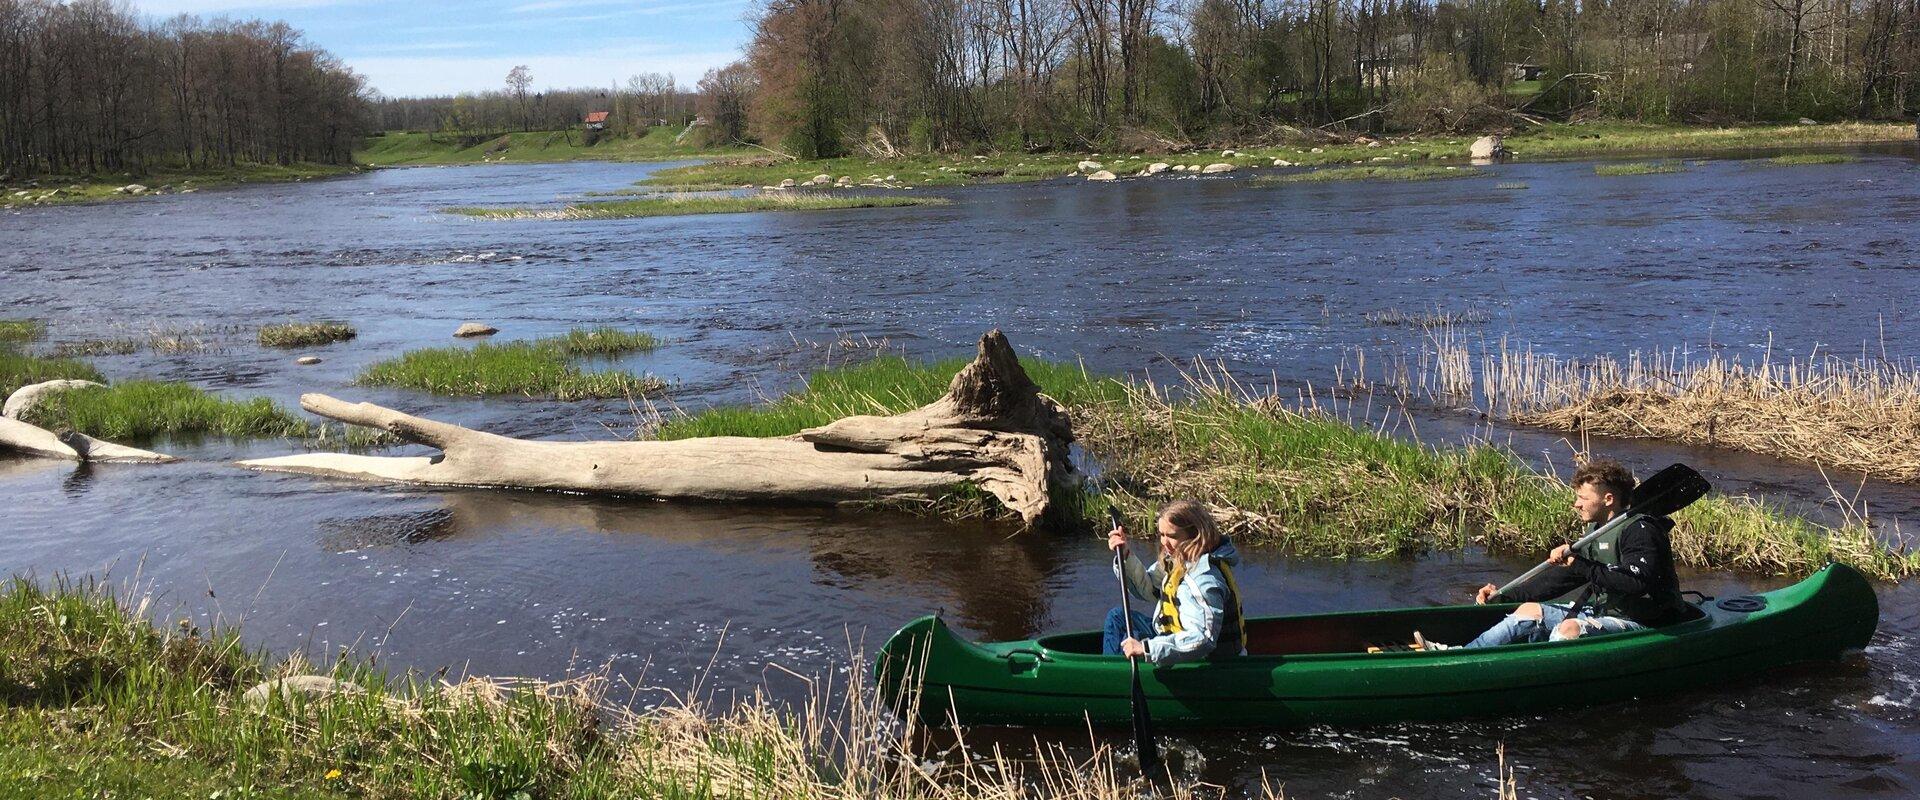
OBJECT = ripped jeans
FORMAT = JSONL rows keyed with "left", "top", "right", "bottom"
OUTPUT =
{"left": 1462, "top": 602, "right": 1644, "bottom": 649}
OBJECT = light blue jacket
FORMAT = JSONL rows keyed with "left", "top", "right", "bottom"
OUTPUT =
{"left": 1114, "top": 539, "right": 1243, "bottom": 665}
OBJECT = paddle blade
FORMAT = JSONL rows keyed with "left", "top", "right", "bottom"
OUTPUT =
{"left": 1130, "top": 666, "right": 1160, "bottom": 775}
{"left": 1628, "top": 463, "right": 1711, "bottom": 517}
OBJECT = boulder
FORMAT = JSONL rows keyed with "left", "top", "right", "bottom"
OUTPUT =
{"left": 1365, "top": 140, "right": 1382, "bottom": 148}
{"left": 296, "top": 356, "right": 322, "bottom": 365}
{"left": 1146, "top": 162, "right": 1170, "bottom": 175}
{"left": 1220, "top": 149, "right": 1238, "bottom": 157}
{"left": 1469, "top": 135, "right": 1503, "bottom": 159}
{"left": 777, "top": 178, "right": 797, "bottom": 189}
{"left": 1201, "top": 163, "right": 1236, "bottom": 174}
{"left": 116, "top": 184, "right": 148, "bottom": 195}
{"left": 1076, "top": 160, "right": 1104, "bottom": 172}
{"left": 1271, "top": 159, "right": 1294, "bottom": 167}
{"left": 1310, "top": 147, "right": 1324, "bottom": 153}
{"left": 1798, "top": 118, "right": 1818, "bottom": 125}
{"left": 4, "top": 379, "right": 105, "bottom": 419}
{"left": 453, "top": 322, "right": 498, "bottom": 338}
{"left": 1086, "top": 170, "right": 1117, "bottom": 181}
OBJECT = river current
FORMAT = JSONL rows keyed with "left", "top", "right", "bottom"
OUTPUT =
{"left": 4, "top": 148, "right": 1919, "bottom": 798}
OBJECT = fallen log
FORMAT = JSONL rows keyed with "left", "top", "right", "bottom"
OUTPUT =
{"left": 0, "top": 411, "right": 178, "bottom": 464}
{"left": 239, "top": 330, "right": 1078, "bottom": 527}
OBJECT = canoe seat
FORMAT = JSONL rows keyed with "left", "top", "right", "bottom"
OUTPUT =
{"left": 1243, "top": 606, "right": 1512, "bottom": 656}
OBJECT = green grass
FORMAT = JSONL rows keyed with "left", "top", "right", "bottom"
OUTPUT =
{"left": 20, "top": 381, "right": 308, "bottom": 441}
{"left": 0, "top": 350, "right": 105, "bottom": 399}
{"left": 542, "top": 327, "right": 659, "bottom": 356}
{"left": 1254, "top": 165, "right": 1481, "bottom": 184}
{"left": 354, "top": 126, "right": 741, "bottom": 166}
{"left": 1495, "top": 182, "right": 1529, "bottom": 190}
{"left": 1594, "top": 161, "right": 1686, "bottom": 176}
{"left": 258, "top": 322, "right": 357, "bottom": 348}
{"left": 446, "top": 193, "right": 948, "bottom": 220}
{"left": 356, "top": 330, "right": 665, "bottom": 399}
{"left": 1766, "top": 153, "right": 1859, "bottom": 165}
{"left": 0, "top": 163, "right": 355, "bottom": 209}
{"left": 0, "top": 576, "right": 1149, "bottom": 800}
{"left": 0, "top": 320, "right": 44, "bottom": 346}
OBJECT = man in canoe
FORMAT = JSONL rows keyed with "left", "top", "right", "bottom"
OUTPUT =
{"left": 1421, "top": 459, "right": 1690, "bottom": 650}
{"left": 1105, "top": 499, "right": 1248, "bottom": 663}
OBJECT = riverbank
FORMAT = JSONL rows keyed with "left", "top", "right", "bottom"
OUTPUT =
{"left": 0, "top": 162, "right": 357, "bottom": 209}
{"left": 0, "top": 576, "right": 1224, "bottom": 800}
{"left": 356, "top": 127, "right": 742, "bottom": 166}
{"left": 641, "top": 121, "right": 1913, "bottom": 190}
{"left": 653, "top": 355, "right": 1918, "bottom": 580}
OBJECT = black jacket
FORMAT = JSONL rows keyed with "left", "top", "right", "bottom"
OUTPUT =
{"left": 1495, "top": 515, "right": 1689, "bottom": 627}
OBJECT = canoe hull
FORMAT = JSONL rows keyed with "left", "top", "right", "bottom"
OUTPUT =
{"left": 875, "top": 563, "right": 1879, "bottom": 728}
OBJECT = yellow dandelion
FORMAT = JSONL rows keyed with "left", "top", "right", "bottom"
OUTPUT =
{"left": 324, "top": 768, "right": 343, "bottom": 780}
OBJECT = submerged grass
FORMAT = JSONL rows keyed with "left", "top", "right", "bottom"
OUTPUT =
{"left": 0, "top": 575, "right": 1247, "bottom": 800}
{"left": 447, "top": 193, "right": 947, "bottom": 220}
{"left": 662, "top": 354, "right": 1915, "bottom": 579}
{"left": 258, "top": 321, "right": 357, "bottom": 348}
{"left": 48, "top": 337, "right": 140, "bottom": 357}
{"left": 357, "top": 329, "right": 665, "bottom": 399}
{"left": 1255, "top": 165, "right": 1480, "bottom": 183}
{"left": 1767, "top": 153, "right": 1859, "bottom": 165}
{"left": 0, "top": 319, "right": 44, "bottom": 346}
{"left": 1594, "top": 161, "right": 1685, "bottom": 176}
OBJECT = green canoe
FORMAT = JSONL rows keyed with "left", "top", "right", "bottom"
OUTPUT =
{"left": 874, "top": 563, "right": 1878, "bottom": 728}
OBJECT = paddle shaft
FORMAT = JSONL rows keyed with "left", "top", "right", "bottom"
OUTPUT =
{"left": 1109, "top": 507, "right": 1160, "bottom": 776}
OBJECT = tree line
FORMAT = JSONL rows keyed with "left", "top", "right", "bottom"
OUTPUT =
{"left": 0, "top": 0, "right": 367, "bottom": 178}
{"left": 370, "top": 69, "right": 704, "bottom": 143}
{"left": 734, "top": 0, "right": 1920, "bottom": 157}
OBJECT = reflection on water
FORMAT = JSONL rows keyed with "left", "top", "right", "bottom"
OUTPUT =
{"left": 5, "top": 148, "right": 1920, "bottom": 798}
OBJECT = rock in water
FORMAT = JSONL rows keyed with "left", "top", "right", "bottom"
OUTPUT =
{"left": 1146, "top": 162, "right": 1170, "bottom": 175}
{"left": 4, "top": 379, "right": 104, "bottom": 419}
{"left": 1470, "top": 135, "right": 1503, "bottom": 159}
{"left": 453, "top": 322, "right": 498, "bottom": 338}
{"left": 296, "top": 356, "right": 322, "bottom": 365}
{"left": 1201, "top": 163, "right": 1236, "bottom": 174}
{"left": 1086, "top": 170, "right": 1117, "bottom": 181}
{"left": 1076, "top": 160, "right": 1104, "bottom": 172}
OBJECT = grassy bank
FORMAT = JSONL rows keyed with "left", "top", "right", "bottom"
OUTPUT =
{"left": 1, "top": 162, "right": 356, "bottom": 209}
{"left": 639, "top": 121, "right": 1912, "bottom": 191}
{"left": 1768, "top": 153, "right": 1859, "bottom": 165}
{"left": 357, "top": 329, "right": 663, "bottom": 399}
{"left": 659, "top": 355, "right": 1916, "bottom": 579}
{"left": 356, "top": 127, "right": 740, "bottom": 166}
{"left": 19, "top": 381, "right": 305, "bottom": 441}
{"left": 0, "top": 576, "right": 1203, "bottom": 800}
{"left": 448, "top": 193, "right": 947, "bottom": 220}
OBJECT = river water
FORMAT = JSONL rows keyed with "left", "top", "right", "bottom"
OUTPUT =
{"left": 4, "top": 148, "right": 1919, "bottom": 798}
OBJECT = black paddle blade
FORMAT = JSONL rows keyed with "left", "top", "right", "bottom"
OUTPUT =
{"left": 1106, "top": 505, "right": 1124, "bottom": 531}
{"left": 1630, "top": 463, "right": 1711, "bottom": 517}
{"left": 1130, "top": 667, "right": 1160, "bottom": 775}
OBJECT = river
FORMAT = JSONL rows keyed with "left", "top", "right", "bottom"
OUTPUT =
{"left": 4, "top": 148, "right": 1919, "bottom": 798}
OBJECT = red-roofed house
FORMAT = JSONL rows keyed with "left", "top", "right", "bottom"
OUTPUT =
{"left": 583, "top": 111, "right": 609, "bottom": 130}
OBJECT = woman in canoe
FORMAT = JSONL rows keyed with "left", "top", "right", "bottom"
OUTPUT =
{"left": 1105, "top": 499, "right": 1247, "bottom": 663}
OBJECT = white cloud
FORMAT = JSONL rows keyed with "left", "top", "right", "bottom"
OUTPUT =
{"left": 352, "top": 50, "right": 741, "bottom": 97}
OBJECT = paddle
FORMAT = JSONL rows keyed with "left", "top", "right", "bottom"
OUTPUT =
{"left": 1494, "top": 463, "right": 1711, "bottom": 598}
{"left": 1108, "top": 505, "right": 1161, "bottom": 777}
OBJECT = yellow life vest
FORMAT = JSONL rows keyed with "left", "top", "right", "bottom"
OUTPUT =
{"left": 1154, "top": 553, "right": 1246, "bottom": 658}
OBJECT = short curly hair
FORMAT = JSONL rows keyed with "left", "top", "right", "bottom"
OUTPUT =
{"left": 1572, "top": 458, "right": 1636, "bottom": 505}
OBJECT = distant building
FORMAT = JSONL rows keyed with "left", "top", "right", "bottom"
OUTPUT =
{"left": 583, "top": 111, "right": 609, "bottom": 130}
{"left": 1508, "top": 63, "right": 1546, "bottom": 82}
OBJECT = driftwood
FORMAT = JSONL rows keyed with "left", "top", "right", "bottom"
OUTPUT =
{"left": 240, "top": 331, "right": 1078, "bottom": 527}
{"left": 0, "top": 380, "right": 178, "bottom": 463}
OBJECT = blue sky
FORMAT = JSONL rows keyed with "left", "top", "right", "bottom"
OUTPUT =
{"left": 130, "top": 0, "right": 753, "bottom": 98}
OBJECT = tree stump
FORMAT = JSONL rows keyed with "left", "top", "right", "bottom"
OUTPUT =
{"left": 240, "top": 331, "right": 1078, "bottom": 527}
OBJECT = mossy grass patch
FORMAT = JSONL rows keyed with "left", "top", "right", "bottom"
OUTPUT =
{"left": 1593, "top": 161, "right": 1685, "bottom": 176}
{"left": 1766, "top": 153, "right": 1857, "bottom": 165}
{"left": 356, "top": 328, "right": 665, "bottom": 399}
{"left": 1254, "top": 165, "right": 1481, "bottom": 184}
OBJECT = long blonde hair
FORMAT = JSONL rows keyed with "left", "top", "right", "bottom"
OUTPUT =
{"left": 1158, "top": 499, "right": 1224, "bottom": 567}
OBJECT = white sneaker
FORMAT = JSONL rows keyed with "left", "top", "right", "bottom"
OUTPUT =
{"left": 1413, "top": 631, "right": 1453, "bottom": 651}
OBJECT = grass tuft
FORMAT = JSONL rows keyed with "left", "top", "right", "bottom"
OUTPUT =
{"left": 0, "top": 319, "right": 45, "bottom": 346}
{"left": 1594, "top": 161, "right": 1685, "bottom": 176}
{"left": 357, "top": 329, "right": 665, "bottom": 399}
{"left": 447, "top": 193, "right": 947, "bottom": 220}
{"left": 1766, "top": 153, "right": 1858, "bottom": 165}
{"left": 258, "top": 322, "right": 357, "bottom": 348}
{"left": 1, "top": 350, "right": 106, "bottom": 399}
{"left": 21, "top": 381, "right": 308, "bottom": 441}
{"left": 49, "top": 338, "right": 140, "bottom": 357}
